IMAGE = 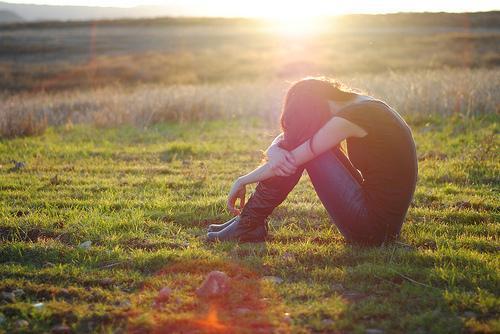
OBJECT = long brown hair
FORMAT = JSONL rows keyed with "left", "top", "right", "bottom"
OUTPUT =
{"left": 279, "top": 77, "right": 356, "bottom": 150}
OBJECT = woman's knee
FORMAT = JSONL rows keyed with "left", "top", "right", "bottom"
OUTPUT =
{"left": 306, "top": 148, "right": 363, "bottom": 185}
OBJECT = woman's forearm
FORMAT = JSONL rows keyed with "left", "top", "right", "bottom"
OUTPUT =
{"left": 238, "top": 162, "right": 275, "bottom": 186}
{"left": 289, "top": 117, "right": 357, "bottom": 166}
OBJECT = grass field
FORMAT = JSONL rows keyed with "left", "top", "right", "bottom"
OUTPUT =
{"left": 1, "top": 12, "right": 499, "bottom": 92}
{"left": 0, "top": 115, "right": 498, "bottom": 333}
{"left": 0, "top": 9, "right": 499, "bottom": 334}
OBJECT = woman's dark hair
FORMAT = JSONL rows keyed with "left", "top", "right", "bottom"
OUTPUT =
{"left": 279, "top": 77, "right": 357, "bottom": 150}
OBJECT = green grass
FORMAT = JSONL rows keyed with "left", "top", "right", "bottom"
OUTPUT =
{"left": 0, "top": 116, "right": 498, "bottom": 333}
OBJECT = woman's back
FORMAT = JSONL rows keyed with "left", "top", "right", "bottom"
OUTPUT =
{"left": 335, "top": 100, "right": 418, "bottom": 234}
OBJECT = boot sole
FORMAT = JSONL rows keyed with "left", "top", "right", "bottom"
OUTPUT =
{"left": 207, "top": 217, "right": 238, "bottom": 233}
{"left": 206, "top": 232, "right": 267, "bottom": 243}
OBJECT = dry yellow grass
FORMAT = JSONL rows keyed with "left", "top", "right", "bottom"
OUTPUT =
{"left": 1, "top": 68, "right": 498, "bottom": 138}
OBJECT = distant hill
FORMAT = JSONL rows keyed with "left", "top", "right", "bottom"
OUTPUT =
{"left": 0, "top": 10, "right": 498, "bottom": 30}
{"left": 0, "top": 1, "right": 188, "bottom": 21}
{"left": 0, "top": 9, "right": 22, "bottom": 23}
{"left": 1, "top": 0, "right": 499, "bottom": 25}
{"left": 335, "top": 11, "right": 500, "bottom": 29}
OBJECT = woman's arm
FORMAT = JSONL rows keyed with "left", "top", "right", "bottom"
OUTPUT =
{"left": 265, "top": 132, "right": 297, "bottom": 176}
{"left": 226, "top": 116, "right": 366, "bottom": 214}
{"left": 238, "top": 162, "right": 275, "bottom": 186}
{"left": 226, "top": 133, "right": 288, "bottom": 215}
{"left": 241, "top": 117, "right": 364, "bottom": 185}
{"left": 289, "top": 116, "right": 367, "bottom": 166}
{"left": 226, "top": 162, "right": 276, "bottom": 215}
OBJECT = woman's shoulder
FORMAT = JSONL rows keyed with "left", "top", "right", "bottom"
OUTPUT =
{"left": 336, "top": 97, "right": 389, "bottom": 118}
{"left": 335, "top": 97, "right": 411, "bottom": 134}
{"left": 353, "top": 96, "right": 392, "bottom": 110}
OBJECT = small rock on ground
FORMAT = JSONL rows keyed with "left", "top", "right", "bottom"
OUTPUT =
{"left": 9, "top": 161, "right": 26, "bottom": 172}
{"left": 365, "top": 329, "right": 384, "bottom": 334}
{"left": 1, "top": 292, "right": 15, "bottom": 303}
{"left": 156, "top": 287, "right": 172, "bottom": 303}
{"left": 282, "top": 252, "right": 295, "bottom": 261}
{"left": 15, "top": 319, "right": 29, "bottom": 329}
{"left": 331, "top": 283, "right": 344, "bottom": 292}
{"left": 322, "top": 318, "right": 335, "bottom": 326}
{"left": 262, "top": 276, "right": 283, "bottom": 284}
{"left": 234, "top": 307, "right": 251, "bottom": 316}
{"left": 78, "top": 241, "right": 92, "bottom": 250}
{"left": 260, "top": 297, "right": 271, "bottom": 305}
{"left": 98, "top": 278, "right": 114, "bottom": 287}
{"left": 51, "top": 324, "right": 72, "bottom": 334}
{"left": 463, "top": 311, "right": 477, "bottom": 318}
{"left": 12, "top": 288, "right": 25, "bottom": 297}
{"left": 195, "top": 271, "right": 230, "bottom": 298}
{"left": 33, "top": 302, "right": 44, "bottom": 310}
{"left": 118, "top": 300, "right": 132, "bottom": 309}
{"left": 58, "top": 288, "right": 71, "bottom": 298}
{"left": 342, "top": 291, "right": 367, "bottom": 302}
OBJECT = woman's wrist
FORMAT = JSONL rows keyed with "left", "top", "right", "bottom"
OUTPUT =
{"left": 236, "top": 176, "right": 247, "bottom": 186}
{"left": 266, "top": 143, "right": 281, "bottom": 158}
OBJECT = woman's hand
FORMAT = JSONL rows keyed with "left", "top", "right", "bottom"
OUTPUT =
{"left": 227, "top": 178, "right": 246, "bottom": 216}
{"left": 267, "top": 145, "right": 297, "bottom": 177}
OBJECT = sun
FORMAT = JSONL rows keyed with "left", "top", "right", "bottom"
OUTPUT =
{"left": 269, "top": 16, "right": 323, "bottom": 36}
{"left": 260, "top": 3, "right": 331, "bottom": 36}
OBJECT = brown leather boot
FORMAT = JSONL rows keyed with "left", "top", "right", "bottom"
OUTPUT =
{"left": 207, "top": 215, "right": 268, "bottom": 242}
{"left": 206, "top": 169, "right": 304, "bottom": 242}
{"left": 207, "top": 216, "right": 238, "bottom": 233}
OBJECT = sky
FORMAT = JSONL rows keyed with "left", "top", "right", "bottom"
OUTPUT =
{"left": 3, "top": 0, "right": 499, "bottom": 17}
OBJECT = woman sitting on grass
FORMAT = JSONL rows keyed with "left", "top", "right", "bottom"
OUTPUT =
{"left": 207, "top": 77, "right": 418, "bottom": 246}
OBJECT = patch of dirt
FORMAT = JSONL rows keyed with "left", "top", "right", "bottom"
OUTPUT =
{"left": 418, "top": 151, "right": 448, "bottom": 161}
{"left": 416, "top": 239, "right": 438, "bottom": 250}
{"left": 341, "top": 290, "right": 369, "bottom": 303}
{"left": 0, "top": 226, "right": 70, "bottom": 243}
{"left": 123, "top": 237, "right": 189, "bottom": 251}
{"left": 13, "top": 209, "right": 31, "bottom": 217}
{"left": 453, "top": 201, "right": 493, "bottom": 211}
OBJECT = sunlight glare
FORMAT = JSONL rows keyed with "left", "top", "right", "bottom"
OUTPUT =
{"left": 259, "top": 2, "right": 331, "bottom": 36}
{"left": 269, "top": 16, "right": 323, "bottom": 36}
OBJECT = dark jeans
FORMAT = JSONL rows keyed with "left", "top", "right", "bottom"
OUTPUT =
{"left": 249, "top": 147, "right": 391, "bottom": 246}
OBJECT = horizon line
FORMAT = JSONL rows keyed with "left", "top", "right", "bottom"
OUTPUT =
{"left": 1, "top": 1, "right": 498, "bottom": 16}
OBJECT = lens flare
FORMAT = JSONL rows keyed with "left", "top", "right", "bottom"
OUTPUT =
{"left": 195, "top": 303, "right": 228, "bottom": 332}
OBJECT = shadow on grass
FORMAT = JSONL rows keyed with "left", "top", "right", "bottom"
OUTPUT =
{"left": 1, "top": 225, "right": 496, "bottom": 332}
{"left": 127, "top": 255, "right": 290, "bottom": 334}
{"left": 303, "top": 240, "right": 496, "bottom": 333}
